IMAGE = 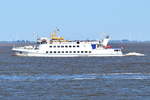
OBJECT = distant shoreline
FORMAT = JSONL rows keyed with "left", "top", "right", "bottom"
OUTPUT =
{"left": 0, "top": 41, "right": 150, "bottom": 47}
{"left": 0, "top": 43, "right": 33, "bottom": 47}
{"left": 0, "top": 43, "right": 14, "bottom": 46}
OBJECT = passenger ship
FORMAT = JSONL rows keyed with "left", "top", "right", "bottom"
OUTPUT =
{"left": 12, "top": 29, "right": 123, "bottom": 57}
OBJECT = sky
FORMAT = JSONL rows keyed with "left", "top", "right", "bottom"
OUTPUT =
{"left": 0, "top": 0, "right": 150, "bottom": 41}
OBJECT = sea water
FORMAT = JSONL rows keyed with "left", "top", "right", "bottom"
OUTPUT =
{"left": 0, "top": 43, "right": 150, "bottom": 100}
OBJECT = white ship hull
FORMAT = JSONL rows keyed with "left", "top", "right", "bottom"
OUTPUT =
{"left": 13, "top": 54, "right": 123, "bottom": 57}
{"left": 12, "top": 46, "right": 123, "bottom": 57}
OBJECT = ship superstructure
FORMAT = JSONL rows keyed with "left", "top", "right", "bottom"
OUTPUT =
{"left": 12, "top": 29, "right": 123, "bottom": 57}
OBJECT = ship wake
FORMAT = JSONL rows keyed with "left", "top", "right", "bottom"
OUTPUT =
{"left": 124, "top": 52, "right": 145, "bottom": 56}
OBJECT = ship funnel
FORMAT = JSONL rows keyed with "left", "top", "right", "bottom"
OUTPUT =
{"left": 101, "top": 36, "right": 110, "bottom": 46}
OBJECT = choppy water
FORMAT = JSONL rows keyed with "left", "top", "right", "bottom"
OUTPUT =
{"left": 0, "top": 43, "right": 150, "bottom": 100}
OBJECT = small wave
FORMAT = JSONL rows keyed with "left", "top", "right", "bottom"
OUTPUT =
{"left": 0, "top": 73, "right": 150, "bottom": 81}
{"left": 73, "top": 77, "right": 96, "bottom": 80}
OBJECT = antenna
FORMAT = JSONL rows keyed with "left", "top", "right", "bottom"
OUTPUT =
{"left": 33, "top": 32, "right": 39, "bottom": 41}
{"left": 99, "top": 32, "right": 107, "bottom": 40}
{"left": 13, "top": 33, "right": 17, "bottom": 48}
{"left": 129, "top": 32, "right": 132, "bottom": 41}
{"left": 56, "top": 27, "right": 60, "bottom": 32}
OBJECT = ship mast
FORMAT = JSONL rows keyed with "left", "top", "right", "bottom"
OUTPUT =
{"left": 50, "top": 28, "right": 64, "bottom": 41}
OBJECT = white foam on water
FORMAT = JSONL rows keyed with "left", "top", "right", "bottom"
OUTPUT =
{"left": 124, "top": 52, "right": 145, "bottom": 56}
{"left": 73, "top": 77, "right": 96, "bottom": 80}
{"left": 0, "top": 73, "right": 150, "bottom": 81}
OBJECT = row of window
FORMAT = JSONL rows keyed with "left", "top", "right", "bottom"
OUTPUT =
{"left": 114, "top": 49, "right": 121, "bottom": 52}
{"left": 49, "top": 45, "right": 80, "bottom": 48}
{"left": 46, "top": 51, "right": 91, "bottom": 54}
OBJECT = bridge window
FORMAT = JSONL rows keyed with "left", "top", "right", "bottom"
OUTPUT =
{"left": 114, "top": 50, "right": 120, "bottom": 52}
{"left": 77, "top": 41, "right": 80, "bottom": 44}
